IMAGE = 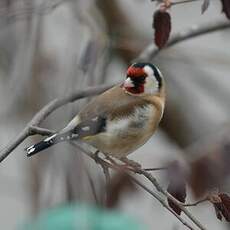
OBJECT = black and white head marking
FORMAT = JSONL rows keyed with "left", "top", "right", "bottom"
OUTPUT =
{"left": 133, "top": 62, "right": 163, "bottom": 94}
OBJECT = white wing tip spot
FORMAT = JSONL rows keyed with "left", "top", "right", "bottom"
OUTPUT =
{"left": 27, "top": 145, "right": 34, "bottom": 151}
{"left": 27, "top": 147, "right": 35, "bottom": 154}
{"left": 82, "top": 126, "right": 90, "bottom": 131}
{"left": 92, "top": 117, "right": 98, "bottom": 122}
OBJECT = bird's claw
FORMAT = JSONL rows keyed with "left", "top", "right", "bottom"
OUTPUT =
{"left": 120, "top": 157, "right": 141, "bottom": 169}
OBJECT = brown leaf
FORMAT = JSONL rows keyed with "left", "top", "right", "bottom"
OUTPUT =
{"left": 153, "top": 10, "right": 171, "bottom": 49}
{"left": 219, "top": 193, "right": 230, "bottom": 221}
{"left": 209, "top": 193, "right": 230, "bottom": 222}
{"left": 214, "top": 203, "right": 223, "bottom": 221}
{"left": 167, "top": 161, "right": 187, "bottom": 215}
{"left": 189, "top": 142, "right": 230, "bottom": 198}
{"left": 201, "top": 0, "right": 210, "bottom": 14}
{"left": 106, "top": 172, "right": 135, "bottom": 208}
{"left": 189, "top": 156, "right": 220, "bottom": 198}
{"left": 220, "top": 0, "right": 230, "bottom": 19}
{"left": 220, "top": 193, "right": 230, "bottom": 209}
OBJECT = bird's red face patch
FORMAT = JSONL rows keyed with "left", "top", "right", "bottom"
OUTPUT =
{"left": 125, "top": 84, "right": 144, "bottom": 94}
{"left": 123, "top": 67, "right": 146, "bottom": 94}
{"left": 127, "top": 67, "right": 145, "bottom": 77}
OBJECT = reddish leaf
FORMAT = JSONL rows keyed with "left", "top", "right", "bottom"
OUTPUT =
{"left": 189, "top": 156, "right": 220, "bottom": 198}
{"left": 153, "top": 10, "right": 171, "bottom": 49}
{"left": 209, "top": 193, "right": 230, "bottom": 222}
{"left": 189, "top": 142, "right": 230, "bottom": 198}
{"left": 201, "top": 0, "right": 210, "bottom": 14}
{"left": 106, "top": 172, "right": 135, "bottom": 208}
{"left": 221, "top": 0, "right": 230, "bottom": 19}
{"left": 219, "top": 193, "right": 230, "bottom": 221}
{"left": 214, "top": 203, "right": 223, "bottom": 221}
{"left": 220, "top": 193, "right": 230, "bottom": 210}
{"left": 167, "top": 161, "right": 187, "bottom": 215}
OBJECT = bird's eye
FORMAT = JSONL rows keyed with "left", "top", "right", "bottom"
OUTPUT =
{"left": 133, "top": 76, "right": 146, "bottom": 84}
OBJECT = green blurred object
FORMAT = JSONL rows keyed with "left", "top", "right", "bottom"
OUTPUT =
{"left": 20, "top": 203, "right": 146, "bottom": 230}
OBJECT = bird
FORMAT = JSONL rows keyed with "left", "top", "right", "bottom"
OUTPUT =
{"left": 26, "top": 62, "right": 165, "bottom": 162}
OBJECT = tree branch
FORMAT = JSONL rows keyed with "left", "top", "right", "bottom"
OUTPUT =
{"left": 69, "top": 141, "right": 204, "bottom": 230}
{"left": 0, "top": 18, "right": 229, "bottom": 229}
{"left": 137, "top": 19, "right": 230, "bottom": 61}
{"left": 1, "top": 19, "right": 229, "bottom": 163}
{"left": 184, "top": 198, "right": 208, "bottom": 207}
{"left": 129, "top": 176, "right": 196, "bottom": 230}
{"left": 0, "top": 84, "right": 113, "bottom": 162}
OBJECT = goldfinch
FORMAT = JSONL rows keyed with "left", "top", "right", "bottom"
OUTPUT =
{"left": 26, "top": 63, "right": 165, "bottom": 158}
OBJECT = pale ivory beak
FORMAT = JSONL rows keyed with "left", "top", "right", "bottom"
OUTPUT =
{"left": 124, "top": 77, "right": 134, "bottom": 88}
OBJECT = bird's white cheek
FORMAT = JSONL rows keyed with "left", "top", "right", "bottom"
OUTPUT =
{"left": 144, "top": 77, "right": 158, "bottom": 94}
{"left": 124, "top": 77, "right": 134, "bottom": 88}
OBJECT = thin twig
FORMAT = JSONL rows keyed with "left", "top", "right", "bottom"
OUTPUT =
{"left": 129, "top": 176, "right": 196, "bottom": 230}
{"left": 137, "top": 19, "right": 230, "bottom": 61}
{"left": 184, "top": 198, "right": 208, "bottom": 207}
{"left": 144, "top": 166, "right": 168, "bottom": 171}
{"left": 0, "top": 129, "right": 29, "bottom": 162}
{"left": 69, "top": 141, "right": 206, "bottom": 230}
{"left": 101, "top": 165, "right": 110, "bottom": 184}
{"left": 134, "top": 168, "right": 207, "bottom": 230}
{"left": 171, "top": 0, "right": 201, "bottom": 6}
{"left": 28, "top": 126, "right": 55, "bottom": 136}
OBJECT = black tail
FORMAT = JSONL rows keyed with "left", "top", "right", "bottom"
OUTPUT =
{"left": 26, "top": 115, "right": 107, "bottom": 157}
{"left": 26, "top": 132, "right": 73, "bottom": 157}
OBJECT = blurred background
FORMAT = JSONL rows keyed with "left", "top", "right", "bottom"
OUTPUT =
{"left": 0, "top": 0, "right": 229, "bottom": 229}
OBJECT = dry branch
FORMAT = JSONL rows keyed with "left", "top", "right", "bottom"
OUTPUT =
{"left": 0, "top": 84, "right": 113, "bottom": 162}
{"left": 138, "top": 19, "right": 230, "bottom": 61}
{"left": 69, "top": 141, "right": 199, "bottom": 230}
{"left": 0, "top": 18, "right": 229, "bottom": 229}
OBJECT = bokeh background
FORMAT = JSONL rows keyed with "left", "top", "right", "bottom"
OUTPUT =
{"left": 0, "top": 0, "right": 229, "bottom": 229}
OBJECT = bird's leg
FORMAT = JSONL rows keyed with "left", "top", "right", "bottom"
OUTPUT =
{"left": 105, "top": 155, "right": 117, "bottom": 165}
{"left": 95, "top": 151, "right": 118, "bottom": 165}
{"left": 120, "top": 157, "right": 141, "bottom": 169}
{"left": 94, "top": 150, "right": 101, "bottom": 163}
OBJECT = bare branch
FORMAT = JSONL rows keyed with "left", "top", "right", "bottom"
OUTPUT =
{"left": 69, "top": 141, "right": 206, "bottom": 230}
{"left": 4, "top": 121, "right": 206, "bottom": 230}
{"left": 134, "top": 167, "right": 207, "bottom": 230}
{"left": 0, "top": 128, "right": 29, "bottom": 162}
{"left": 129, "top": 176, "right": 196, "bottom": 230}
{"left": 0, "top": 17, "right": 229, "bottom": 229}
{"left": 171, "top": 0, "right": 201, "bottom": 6}
{"left": 28, "top": 126, "right": 55, "bottom": 136}
{"left": 137, "top": 19, "right": 230, "bottom": 61}
{"left": 144, "top": 166, "right": 168, "bottom": 171}
{"left": 0, "top": 83, "right": 114, "bottom": 163}
{"left": 184, "top": 198, "right": 208, "bottom": 207}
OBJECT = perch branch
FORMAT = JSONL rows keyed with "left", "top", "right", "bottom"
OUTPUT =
{"left": 0, "top": 84, "right": 113, "bottom": 162}
{"left": 144, "top": 166, "right": 167, "bottom": 171}
{"left": 69, "top": 141, "right": 203, "bottom": 230}
{"left": 1, "top": 19, "right": 229, "bottom": 163}
{"left": 130, "top": 176, "right": 195, "bottom": 230}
